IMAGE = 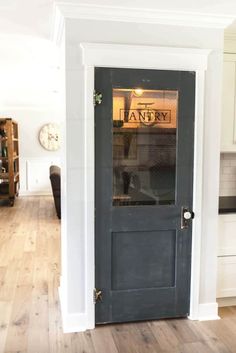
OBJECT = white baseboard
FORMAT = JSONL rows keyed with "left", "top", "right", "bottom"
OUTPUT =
{"left": 217, "top": 297, "right": 236, "bottom": 307}
{"left": 197, "top": 302, "right": 220, "bottom": 321}
{"left": 58, "top": 286, "right": 93, "bottom": 333}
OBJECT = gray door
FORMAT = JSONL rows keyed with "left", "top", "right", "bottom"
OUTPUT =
{"left": 95, "top": 67, "right": 195, "bottom": 324}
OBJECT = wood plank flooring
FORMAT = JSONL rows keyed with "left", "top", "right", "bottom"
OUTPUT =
{"left": 0, "top": 196, "right": 236, "bottom": 352}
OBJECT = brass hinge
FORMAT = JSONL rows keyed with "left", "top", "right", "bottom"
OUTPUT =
{"left": 93, "top": 91, "right": 103, "bottom": 106}
{"left": 93, "top": 288, "right": 102, "bottom": 304}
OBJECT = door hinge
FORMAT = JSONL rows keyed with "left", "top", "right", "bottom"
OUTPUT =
{"left": 93, "top": 288, "right": 102, "bottom": 304}
{"left": 93, "top": 90, "right": 103, "bottom": 106}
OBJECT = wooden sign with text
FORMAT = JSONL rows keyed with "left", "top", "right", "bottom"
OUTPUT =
{"left": 120, "top": 109, "right": 171, "bottom": 126}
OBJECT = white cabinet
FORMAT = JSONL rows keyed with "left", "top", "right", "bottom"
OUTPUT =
{"left": 217, "top": 256, "right": 236, "bottom": 298}
{"left": 217, "top": 214, "right": 236, "bottom": 298}
{"left": 221, "top": 54, "right": 236, "bottom": 152}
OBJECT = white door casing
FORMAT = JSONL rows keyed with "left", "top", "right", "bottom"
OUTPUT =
{"left": 78, "top": 43, "right": 211, "bottom": 329}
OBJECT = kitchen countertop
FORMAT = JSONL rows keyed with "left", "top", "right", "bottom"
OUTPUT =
{"left": 219, "top": 196, "right": 236, "bottom": 214}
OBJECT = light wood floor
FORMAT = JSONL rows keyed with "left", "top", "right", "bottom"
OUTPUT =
{"left": 0, "top": 196, "right": 236, "bottom": 353}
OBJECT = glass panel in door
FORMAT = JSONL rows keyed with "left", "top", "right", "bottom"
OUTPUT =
{"left": 112, "top": 88, "right": 178, "bottom": 206}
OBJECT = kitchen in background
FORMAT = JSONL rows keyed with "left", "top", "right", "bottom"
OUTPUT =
{"left": 217, "top": 42, "right": 236, "bottom": 306}
{"left": 220, "top": 154, "right": 236, "bottom": 196}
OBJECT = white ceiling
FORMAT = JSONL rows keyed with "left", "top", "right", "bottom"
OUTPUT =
{"left": 0, "top": 0, "right": 236, "bottom": 39}
{"left": 0, "top": 0, "right": 54, "bottom": 38}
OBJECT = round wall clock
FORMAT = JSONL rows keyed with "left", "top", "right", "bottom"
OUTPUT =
{"left": 39, "top": 123, "right": 61, "bottom": 151}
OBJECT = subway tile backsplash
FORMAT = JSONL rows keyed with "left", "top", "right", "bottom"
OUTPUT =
{"left": 220, "top": 153, "right": 236, "bottom": 196}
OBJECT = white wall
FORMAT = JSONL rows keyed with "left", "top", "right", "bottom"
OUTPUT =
{"left": 61, "top": 16, "right": 224, "bottom": 330}
{"left": 0, "top": 35, "right": 63, "bottom": 195}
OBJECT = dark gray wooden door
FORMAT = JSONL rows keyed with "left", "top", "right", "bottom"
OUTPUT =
{"left": 95, "top": 67, "right": 195, "bottom": 324}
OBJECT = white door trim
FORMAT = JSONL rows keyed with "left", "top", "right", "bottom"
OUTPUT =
{"left": 80, "top": 42, "right": 210, "bottom": 329}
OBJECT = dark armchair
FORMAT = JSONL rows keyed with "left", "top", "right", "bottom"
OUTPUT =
{"left": 49, "top": 165, "right": 61, "bottom": 219}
